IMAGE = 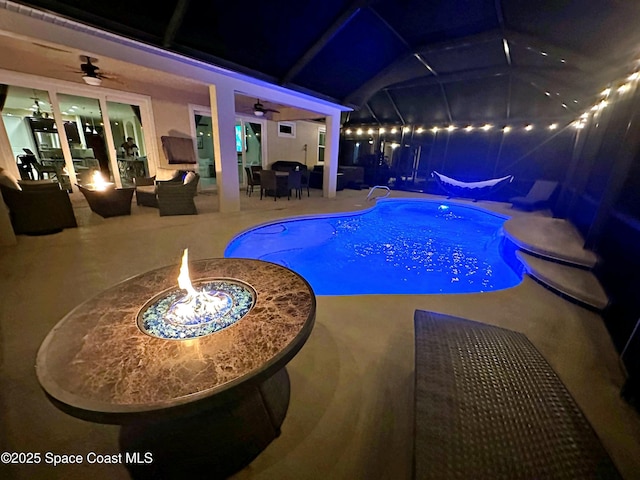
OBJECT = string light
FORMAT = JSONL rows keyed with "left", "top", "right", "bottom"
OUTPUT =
{"left": 618, "top": 83, "right": 631, "bottom": 94}
{"left": 342, "top": 66, "right": 640, "bottom": 138}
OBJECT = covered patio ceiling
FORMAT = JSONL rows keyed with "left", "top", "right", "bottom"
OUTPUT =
{"left": 9, "top": 0, "right": 640, "bottom": 127}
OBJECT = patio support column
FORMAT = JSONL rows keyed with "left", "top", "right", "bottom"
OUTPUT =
{"left": 209, "top": 84, "right": 240, "bottom": 212}
{"left": 0, "top": 116, "right": 17, "bottom": 245}
{"left": 323, "top": 113, "right": 340, "bottom": 198}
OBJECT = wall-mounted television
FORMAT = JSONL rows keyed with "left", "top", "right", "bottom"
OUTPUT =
{"left": 235, "top": 125, "right": 244, "bottom": 153}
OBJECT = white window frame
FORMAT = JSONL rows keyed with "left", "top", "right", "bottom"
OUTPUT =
{"left": 277, "top": 121, "right": 296, "bottom": 138}
{"left": 318, "top": 126, "right": 326, "bottom": 163}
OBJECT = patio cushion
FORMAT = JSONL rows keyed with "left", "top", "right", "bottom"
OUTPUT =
{"left": 0, "top": 168, "right": 21, "bottom": 190}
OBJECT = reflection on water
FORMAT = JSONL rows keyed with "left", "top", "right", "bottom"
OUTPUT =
{"left": 225, "top": 199, "right": 523, "bottom": 295}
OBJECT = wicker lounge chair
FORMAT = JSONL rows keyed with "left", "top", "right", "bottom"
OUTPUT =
{"left": 0, "top": 179, "right": 77, "bottom": 235}
{"left": 135, "top": 170, "right": 200, "bottom": 216}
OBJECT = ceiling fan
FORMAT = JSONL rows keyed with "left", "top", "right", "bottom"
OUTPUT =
{"left": 78, "top": 55, "right": 111, "bottom": 86}
{"left": 253, "top": 99, "right": 280, "bottom": 117}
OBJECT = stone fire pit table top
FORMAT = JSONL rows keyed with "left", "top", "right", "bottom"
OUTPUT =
{"left": 36, "top": 258, "right": 316, "bottom": 420}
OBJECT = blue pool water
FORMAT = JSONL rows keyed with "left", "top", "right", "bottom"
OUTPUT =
{"left": 224, "top": 199, "right": 523, "bottom": 295}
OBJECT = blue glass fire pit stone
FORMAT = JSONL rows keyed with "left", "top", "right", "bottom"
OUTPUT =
{"left": 138, "top": 279, "right": 256, "bottom": 340}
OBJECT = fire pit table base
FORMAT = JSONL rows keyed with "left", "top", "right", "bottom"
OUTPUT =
{"left": 120, "top": 367, "right": 290, "bottom": 479}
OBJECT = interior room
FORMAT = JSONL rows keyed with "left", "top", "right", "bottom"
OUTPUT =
{"left": 1, "top": 1, "right": 640, "bottom": 479}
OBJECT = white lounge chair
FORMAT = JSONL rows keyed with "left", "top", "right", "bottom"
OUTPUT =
{"left": 510, "top": 180, "right": 559, "bottom": 210}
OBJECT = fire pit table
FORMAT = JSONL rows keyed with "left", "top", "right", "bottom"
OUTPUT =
{"left": 36, "top": 257, "right": 316, "bottom": 479}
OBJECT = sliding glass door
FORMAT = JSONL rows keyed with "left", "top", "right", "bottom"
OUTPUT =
{"left": 56, "top": 93, "right": 111, "bottom": 186}
{"left": 1, "top": 77, "right": 155, "bottom": 191}
{"left": 107, "top": 101, "right": 148, "bottom": 186}
{"left": 1, "top": 85, "right": 72, "bottom": 189}
{"left": 191, "top": 109, "right": 215, "bottom": 189}
{"left": 235, "top": 117, "right": 265, "bottom": 187}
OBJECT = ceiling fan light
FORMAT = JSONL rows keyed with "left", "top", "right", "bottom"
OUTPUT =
{"left": 83, "top": 75, "right": 102, "bottom": 86}
{"left": 254, "top": 109, "right": 264, "bottom": 116}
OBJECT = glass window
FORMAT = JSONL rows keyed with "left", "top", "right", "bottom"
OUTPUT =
{"left": 318, "top": 128, "right": 326, "bottom": 163}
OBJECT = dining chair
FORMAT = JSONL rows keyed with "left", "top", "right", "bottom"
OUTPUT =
{"left": 259, "top": 169, "right": 279, "bottom": 201}
{"left": 287, "top": 170, "right": 302, "bottom": 200}
{"left": 300, "top": 169, "right": 310, "bottom": 197}
{"left": 244, "top": 166, "right": 259, "bottom": 196}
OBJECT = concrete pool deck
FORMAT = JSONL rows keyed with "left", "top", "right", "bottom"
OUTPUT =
{"left": 1, "top": 188, "right": 638, "bottom": 479}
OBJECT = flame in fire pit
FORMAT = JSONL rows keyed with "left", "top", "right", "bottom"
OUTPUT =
{"left": 178, "top": 248, "right": 197, "bottom": 296}
{"left": 88, "top": 171, "right": 112, "bottom": 191}
{"left": 137, "top": 250, "right": 256, "bottom": 340}
{"left": 166, "top": 249, "right": 233, "bottom": 326}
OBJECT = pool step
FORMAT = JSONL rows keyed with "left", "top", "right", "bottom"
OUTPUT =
{"left": 503, "top": 216, "right": 598, "bottom": 268}
{"left": 516, "top": 250, "right": 609, "bottom": 311}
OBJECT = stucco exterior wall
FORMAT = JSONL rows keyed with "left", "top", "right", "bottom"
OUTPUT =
{"left": 266, "top": 120, "right": 323, "bottom": 168}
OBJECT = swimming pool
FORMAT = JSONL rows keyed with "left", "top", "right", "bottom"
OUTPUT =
{"left": 224, "top": 199, "right": 523, "bottom": 295}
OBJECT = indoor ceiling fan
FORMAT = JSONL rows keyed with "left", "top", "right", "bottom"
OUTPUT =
{"left": 253, "top": 99, "right": 280, "bottom": 117}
